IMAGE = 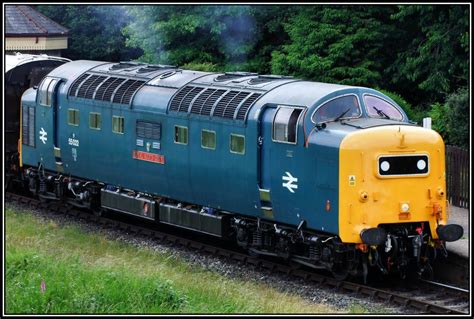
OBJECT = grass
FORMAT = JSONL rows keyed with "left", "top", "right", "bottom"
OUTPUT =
{"left": 5, "top": 205, "right": 355, "bottom": 314}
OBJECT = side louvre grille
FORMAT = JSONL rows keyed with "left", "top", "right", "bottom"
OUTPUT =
{"left": 200, "top": 89, "right": 226, "bottom": 116}
{"left": 169, "top": 86, "right": 195, "bottom": 112}
{"left": 213, "top": 91, "right": 239, "bottom": 117}
{"left": 22, "top": 105, "right": 35, "bottom": 147}
{"left": 236, "top": 93, "right": 262, "bottom": 120}
{"left": 69, "top": 73, "right": 90, "bottom": 97}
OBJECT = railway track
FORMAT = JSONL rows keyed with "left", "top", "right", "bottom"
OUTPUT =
{"left": 5, "top": 191, "right": 470, "bottom": 315}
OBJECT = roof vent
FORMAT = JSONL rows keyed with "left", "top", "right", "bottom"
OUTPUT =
{"left": 214, "top": 71, "right": 258, "bottom": 82}
{"left": 248, "top": 75, "right": 293, "bottom": 85}
{"left": 109, "top": 62, "right": 142, "bottom": 71}
{"left": 136, "top": 64, "right": 176, "bottom": 74}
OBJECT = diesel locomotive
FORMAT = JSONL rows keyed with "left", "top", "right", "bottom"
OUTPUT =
{"left": 10, "top": 59, "right": 464, "bottom": 281}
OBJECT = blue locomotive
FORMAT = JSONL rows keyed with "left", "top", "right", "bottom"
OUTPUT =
{"left": 18, "top": 60, "right": 463, "bottom": 280}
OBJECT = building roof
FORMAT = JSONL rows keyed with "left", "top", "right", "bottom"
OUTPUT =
{"left": 5, "top": 5, "right": 68, "bottom": 37}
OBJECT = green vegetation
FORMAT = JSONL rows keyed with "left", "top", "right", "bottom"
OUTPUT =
{"left": 6, "top": 205, "right": 352, "bottom": 314}
{"left": 35, "top": 4, "right": 469, "bottom": 148}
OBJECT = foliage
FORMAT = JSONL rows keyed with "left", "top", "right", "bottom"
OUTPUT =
{"left": 445, "top": 88, "right": 469, "bottom": 148}
{"left": 428, "top": 88, "right": 469, "bottom": 148}
{"left": 428, "top": 102, "right": 450, "bottom": 139}
{"left": 124, "top": 6, "right": 258, "bottom": 70}
{"left": 389, "top": 5, "right": 469, "bottom": 105}
{"left": 35, "top": 5, "right": 142, "bottom": 61}
{"left": 271, "top": 6, "right": 398, "bottom": 87}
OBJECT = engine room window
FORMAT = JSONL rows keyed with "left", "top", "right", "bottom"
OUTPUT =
{"left": 273, "top": 106, "right": 303, "bottom": 144}
{"left": 201, "top": 130, "right": 216, "bottom": 150}
{"left": 364, "top": 94, "right": 403, "bottom": 121}
{"left": 112, "top": 116, "right": 124, "bottom": 134}
{"left": 230, "top": 134, "right": 245, "bottom": 155}
{"left": 174, "top": 125, "right": 188, "bottom": 145}
{"left": 68, "top": 109, "right": 80, "bottom": 126}
{"left": 312, "top": 95, "right": 361, "bottom": 123}
{"left": 136, "top": 120, "right": 161, "bottom": 140}
{"left": 89, "top": 112, "right": 101, "bottom": 130}
{"left": 39, "top": 77, "right": 58, "bottom": 107}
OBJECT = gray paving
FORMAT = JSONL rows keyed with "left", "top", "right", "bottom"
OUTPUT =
{"left": 445, "top": 205, "right": 470, "bottom": 258}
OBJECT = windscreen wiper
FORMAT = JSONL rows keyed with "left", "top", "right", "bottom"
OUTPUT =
{"left": 334, "top": 108, "right": 351, "bottom": 122}
{"left": 316, "top": 108, "right": 350, "bottom": 130}
{"left": 373, "top": 106, "right": 391, "bottom": 119}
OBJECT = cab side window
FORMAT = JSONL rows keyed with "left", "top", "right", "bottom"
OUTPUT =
{"left": 273, "top": 106, "right": 303, "bottom": 144}
{"left": 39, "top": 77, "right": 58, "bottom": 107}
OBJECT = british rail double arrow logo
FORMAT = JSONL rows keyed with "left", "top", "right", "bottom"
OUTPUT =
{"left": 282, "top": 171, "right": 298, "bottom": 193}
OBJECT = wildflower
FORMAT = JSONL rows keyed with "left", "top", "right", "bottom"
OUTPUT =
{"left": 41, "top": 279, "right": 46, "bottom": 294}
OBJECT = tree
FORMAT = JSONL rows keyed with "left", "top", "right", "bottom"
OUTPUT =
{"left": 389, "top": 5, "right": 469, "bottom": 106}
{"left": 36, "top": 5, "right": 142, "bottom": 61}
{"left": 124, "top": 6, "right": 262, "bottom": 70}
{"left": 270, "top": 6, "right": 399, "bottom": 87}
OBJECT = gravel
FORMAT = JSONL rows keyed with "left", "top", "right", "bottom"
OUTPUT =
{"left": 6, "top": 201, "right": 407, "bottom": 314}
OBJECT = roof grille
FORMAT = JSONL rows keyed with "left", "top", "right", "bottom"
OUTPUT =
{"left": 94, "top": 77, "right": 118, "bottom": 101}
{"left": 179, "top": 87, "right": 204, "bottom": 112}
{"left": 69, "top": 73, "right": 91, "bottom": 97}
{"left": 168, "top": 86, "right": 261, "bottom": 121}
{"left": 213, "top": 91, "right": 239, "bottom": 117}
{"left": 200, "top": 89, "right": 227, "bottom": 116}
{"left": 190, "top": 88, "right": 216, "bottom": 114}
{"left": 121, "top": 80, "right": 146, "bottom": 104}
{"left": 77, "top": 75, "right": 100, "bottom": 98}
{"left": 84, "top": 76, "right": 107, "bottom": 99}
{"left": 236, "top": 93, "right": 262, "bottom": 120}
{"left": 223, "top": 91, "right": 250, "bottom": 119}
{"left": 102, "top": 78, "right": 127, "bottom": 102}
{"left": 112, "top": 79, "right": 137, "bottom": 104}
{"left": 169, "top": 86, "right": 195, "bottom": 112}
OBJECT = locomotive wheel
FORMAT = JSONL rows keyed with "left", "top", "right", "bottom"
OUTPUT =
{"left": 331, "top": 265, "right": 349, "bottom": 281}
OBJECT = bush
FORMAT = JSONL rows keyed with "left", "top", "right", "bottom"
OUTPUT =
{"left": 445, "top": 87, "right": 469, "bottom": 148}
{"left": 428, "top": 87, "right": 469, "bottom": 148}
{"left": 428, "top": 102, "right": 450, "bottom": 139}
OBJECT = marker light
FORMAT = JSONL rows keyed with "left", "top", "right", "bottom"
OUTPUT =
{"left": 417, "top": 159, "right": 427, "bottom": 170}
{"left": 380, "top": 161, "right": 390, "bottom": 172}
